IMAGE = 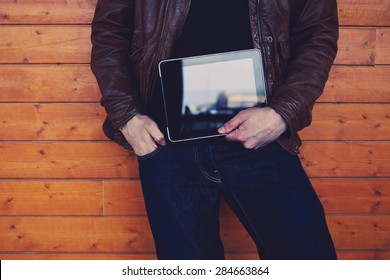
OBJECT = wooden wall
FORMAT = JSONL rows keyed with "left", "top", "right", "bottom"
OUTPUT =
{"left": 0, "top": 0, "right": 389, "bottom": 260}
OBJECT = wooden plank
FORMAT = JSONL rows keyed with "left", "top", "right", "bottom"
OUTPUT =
{"left": 338, "top": 0, "right": 390, "bottom": 27}
{"left": 0, "top": 142, "right": 139, "bottom": 179}
{"left": 0, "top": 217, "right": 254, "bottom": 252}
{"left": 0, "top": 142, "right": 388, "bottom": 178}
{"left": 0, "top": 26, "right": 376, "bottom": 65}
{"left": 0, "top": 65, "right": 100, "bottom": 102}
{"left": 0, "top": 180, "right": 103, "bottom": 216}
{"left": 1, "top": 65, "right": 388, "bottom": 103}
{"left": 104, "top": 180, "right": 146, "bottom": 216}
{"left": 299, "top": 104, "right": 390, "bottom": 140}
{"left": 0, "top": 26, "right": 91, "bottom": 63}
{"left": 0, "top": 0, "right": 389, "bottom": 27}
{"left": 312, "top": 179, "right": 390, "bottom": 214}
{"left": 335, "top": 28, "right": 376, "bottom": 65}
{"left": 0, "top": 216, "right": 388, "bottom": 252}
{"left": 0, "top": 178, "right": 387, "bottom": 217}
{"left": 0, "top": 217, "right": 156, "bottom": 253}
{"left": 0, "top": 104, "right": 106, "bottom": 141}
{"left": 337, "top": 251, "right": 390, "bottom": 260}
{"left": 320, "top": 66, "right": 390, "bottom": 103}
{"left": 1, "top": 104, "right": 388, "bottom": 141}
{"left": 327, "top": 216, "right": 390, "bottom": 250}
{"left": 0, "top": 0, "right": 97, "bottom": 25}
{"left": 299, "top": 142, "right": 390, "bottom": 178}
{"left": 377, "top": 29, "right": 390, "bottom": 65}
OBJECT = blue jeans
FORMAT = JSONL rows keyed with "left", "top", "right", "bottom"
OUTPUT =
{"left": 137, "top": 141, "right": 336, "bottom": 260}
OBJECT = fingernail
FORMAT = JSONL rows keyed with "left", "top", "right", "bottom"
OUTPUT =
{"left": 161, "top": 140, "right": 166, "bottom": 146}
{"left": 218, "top": 127, "right": 225, "bottom": 133}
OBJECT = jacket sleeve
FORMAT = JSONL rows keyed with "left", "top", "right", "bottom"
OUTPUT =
{"left": 90, "top": 0, "right": 140, "bottom": 130}
{"left": 268, "top": 0, "right": 339, "bottom": 135}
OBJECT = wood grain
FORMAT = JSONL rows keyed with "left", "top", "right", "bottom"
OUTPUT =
{"left": 106, "top": 179, "right": 390, "bottom": 216}
{"left": 312, "top": 179, "right": 390, "bottom": 215}
{"left": 0, "top": 178, "right": 387, "bottom": 217}
{"left": 338, "top": 0, "right": 390, "bottom": 27}
{"left": 0, "top": 180, "right": 103, "bottom": 216}
{"left": 0, "top": 26, "right": 378, "bottom": 65}
{"left": 299, "top": 142, "right": 389, "bottom": 178}
{"left": 320, "top": 66, "right": 390, "bottom": 103}
{"left": 0, "top": 65, "right": 100, "bottom": 102}
{"left": 0, "top": 103, "right": 106, "bottom": 140}
{"left": 335, "top": 28, "right": 376, "bottom": 65}
{"left": 0, "top": 26, "right": 91, "bottom": 63}
{"left": 0, "top": 216, "right": 388, "bottom": 252}
{"left": 327, "top": 216, "right": 390, "bottom": 250}
{"left": 0, "top": 142, "right": 388, "bottom": 179}
{"left": 0, "top": 142, "right": 138, "bottom": 179}
{"left": 0, "top": 142, "right": 386, "bottom": 178}
{"left": 1, "top": 104, "right": 388, "bottom": 141}
{"left": 337, "top": 251, "right": 390, "bottom": 260}
{"left": 104, "top": 180, "right": 146, "bottom": 216}
{"left": 1, "top": 66, "right": 389, "bottom": 103}
{"left": 0, "top": 217, "right": 156, "bottom": 253}
{"left": 300, "top": 104, "right": 390, "bottom": 140}
{"left": 1, "top": 0, "right": 389, "bottom": 27}
{"left": 0, "top": 0, "right": 97, "bottom": 24}
{"left": 377, "top": 28, "right": 390, "bottom": 65}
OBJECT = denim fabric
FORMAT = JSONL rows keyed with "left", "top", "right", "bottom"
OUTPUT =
{"left": 137, "top": 141, "right": 336, "bottom": 260}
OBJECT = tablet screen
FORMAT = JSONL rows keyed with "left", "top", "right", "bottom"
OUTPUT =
{"left": 159, "top": 49, "right": 267, "bottom": 142}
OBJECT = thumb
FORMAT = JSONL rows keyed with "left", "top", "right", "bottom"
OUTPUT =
{"left": 218, "top": 113, "right": 245, "bottom": 134}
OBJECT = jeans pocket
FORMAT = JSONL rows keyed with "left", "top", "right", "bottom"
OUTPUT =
{"left": 137, "top": 145, "right": 164, "bottom": 161}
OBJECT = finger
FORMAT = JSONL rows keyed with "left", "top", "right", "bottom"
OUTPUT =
{"left": 225, "top": 131, "right": 240, "bottom": 142}
{"left": 225, "top": 127, "right": 245, "bottom": 142}
{"left": 145, "top": 121, "right": 166, "bottom": 146}
{"left": 133, "top": 129, "right": 158, "bottom": 155}
{"left": 218, "top": 112, "right": 246, "bottom": 134}
{"left": 135, "top": 141, "right": 158, "bottom": 156}
{"left": 242, "top": 137, "right": 265, "bottom": 150}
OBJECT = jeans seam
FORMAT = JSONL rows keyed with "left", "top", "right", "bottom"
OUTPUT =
{"left": 193, "top": 146, "right": 221, "bottom": 184}
{"left": 229, "top": 191, "right": 271, "bottom": 258}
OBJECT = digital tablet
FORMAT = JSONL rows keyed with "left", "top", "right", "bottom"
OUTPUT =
{"left": 158, "top": 49, "right": 267, "bottom": 142}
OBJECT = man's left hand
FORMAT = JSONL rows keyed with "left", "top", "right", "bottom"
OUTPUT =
{"left": 218, "top": 107, "right": 287, "bottom": 149}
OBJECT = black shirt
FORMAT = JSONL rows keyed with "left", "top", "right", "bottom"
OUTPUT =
{"left": 172, "top": 0, "right": 253, "bottom": 57}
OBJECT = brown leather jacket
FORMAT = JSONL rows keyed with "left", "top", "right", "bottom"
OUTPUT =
{"left": 91, "top": 0, "right": 338, "bottom": 154}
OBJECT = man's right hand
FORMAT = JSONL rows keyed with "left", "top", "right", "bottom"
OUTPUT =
{"left": 120, "top": 114, "right": 166, "bottom": 156}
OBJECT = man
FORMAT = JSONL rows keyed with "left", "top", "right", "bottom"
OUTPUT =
{"left": 91, "top": 0, "right": 339, "bottom": 260}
